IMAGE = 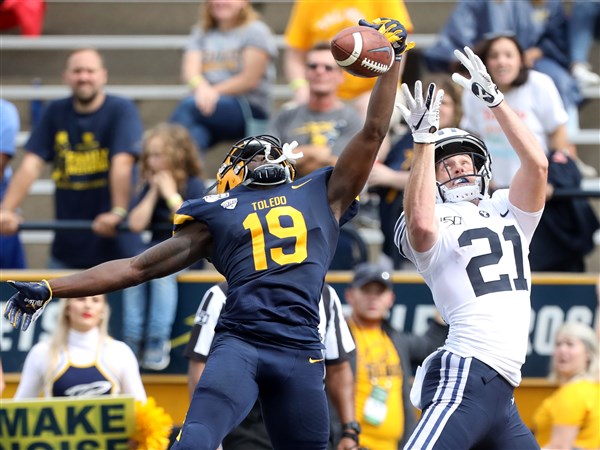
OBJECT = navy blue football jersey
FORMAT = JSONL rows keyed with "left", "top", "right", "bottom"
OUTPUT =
{"left": 174, "top": 167, "right": 358, "bottom": 348}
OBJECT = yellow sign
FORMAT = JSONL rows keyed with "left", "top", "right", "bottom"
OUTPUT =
{"left": 0, "top": 396, "right": 135, "bottom": 450}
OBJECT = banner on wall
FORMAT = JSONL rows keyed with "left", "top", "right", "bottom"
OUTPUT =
{"left": 0, "top": 396, "right": 135, "bottom": 450}
{"left": 0, "top": 273, "right": 597, "bottom": 378}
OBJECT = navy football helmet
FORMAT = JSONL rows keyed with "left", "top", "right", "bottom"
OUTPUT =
{"left": 216, "top": 135, "right": 300, "bottom": 194}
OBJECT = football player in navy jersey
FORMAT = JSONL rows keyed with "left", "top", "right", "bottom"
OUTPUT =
{"left": 4, "top": 17, "right": 412, "bottom": 450}
{"left": 394, "top": 47, "right": 547, "bottom": 449}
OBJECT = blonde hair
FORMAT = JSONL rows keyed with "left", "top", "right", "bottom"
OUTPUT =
{"left": 139, "top": 123, "right": 204, "bottom": 195}
{"left": 549, "top": 321, "right": 599, "bottom": 383}
{"left": 43, "top": 296, "right": 110, "bottom": 390}
{"left": 200, "top": 0, "right": 259, "bottom": 31}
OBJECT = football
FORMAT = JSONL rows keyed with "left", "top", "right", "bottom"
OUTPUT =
{"left": 330, "top": 25, "right": 394, "bottom": 78}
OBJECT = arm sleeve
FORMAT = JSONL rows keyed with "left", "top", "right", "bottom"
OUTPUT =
{"left": 109, "top": 99, "right": 143, "bottom": 157}
{"left": 114, "top": 341, "right": 147, "bottom": 402}
{"left": 0, "top": 100, "right": 19, "bottom": 155}
{"left": 323, "top": 285, "right": 356, "bottom": 364}
{"left": 183, "top": 284, "right": 226, "bottom": 361}
{"left": 13, "top": 343, "right": 48, "bottom": 399}
{"left": 284, "top": 1, "right": 311, "bottom": 49}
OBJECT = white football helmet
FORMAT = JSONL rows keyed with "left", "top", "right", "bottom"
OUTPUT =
{"left": 433, "top": 128, "right": 492, "bottom": 203}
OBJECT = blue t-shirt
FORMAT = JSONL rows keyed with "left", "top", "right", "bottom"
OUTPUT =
{"left": 0, "top": 99, "right": 19, "bottom": 199}
{"left": 130, "top": 176, "right": 206, "bottom": 246}
{"left": 26, "top": 95, "right": 143, "bottom": 268}
{"left": 174, "top": 167, "right": 358, "bottom": 348}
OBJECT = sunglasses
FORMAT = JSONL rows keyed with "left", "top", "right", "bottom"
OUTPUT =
{"left": 306, "top": 62, "right": 337, "bottom": 72}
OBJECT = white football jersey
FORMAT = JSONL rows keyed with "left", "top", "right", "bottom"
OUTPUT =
{"left": 394, "top": 189, "right": 542, "bottom": 386}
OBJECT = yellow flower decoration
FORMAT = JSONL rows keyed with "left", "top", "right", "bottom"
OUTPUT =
{"left": 132, "top": 397, "right": 173, "bottom": 450}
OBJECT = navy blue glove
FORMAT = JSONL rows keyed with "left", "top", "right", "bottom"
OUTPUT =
{"left": 358, "top": 18, "right": 415, "bottom": 61}
{"left": 4, "top": 280, "right": 52, "bottom": 331}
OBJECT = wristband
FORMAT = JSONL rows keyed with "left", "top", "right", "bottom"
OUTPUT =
{"left": 111, "top": 206, "right": 128, "bottom": 219}
{"left": 290, "top": 78, "right": 308, "bottom": 90}
{"left": 188, "top": 75, "right": 204, "bottom": 90}
{"left": 341, "top": 431, "right": 359, "bottom": 443}
{"left": 167, "top": 194, "right": 183, "bottom": 210}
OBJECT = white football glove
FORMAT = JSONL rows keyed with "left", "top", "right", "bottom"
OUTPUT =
{"left": 397, "top": 80, "right": 444, "bottom": 144}
{"left": 452, "top": 46, "right": 504, "bottom": 108}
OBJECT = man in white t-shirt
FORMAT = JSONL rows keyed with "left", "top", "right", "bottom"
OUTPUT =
{"left": 394, "top": 47, "right": 547, "bottom": 449}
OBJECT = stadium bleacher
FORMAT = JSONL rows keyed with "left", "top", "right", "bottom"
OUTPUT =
{"left": 2, "top": 0, "right": 599, "bottom": 270}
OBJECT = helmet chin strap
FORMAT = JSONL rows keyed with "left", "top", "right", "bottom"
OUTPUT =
{"left": 437, "top": 180, "right": 485, "bottom": 203}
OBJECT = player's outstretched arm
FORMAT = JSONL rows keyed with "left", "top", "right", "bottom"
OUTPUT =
{"left": 51, "top": 221, "right": 211, "bottom": 296}
{"left": 452, "top": 46, "right": 547, "bottom": 212}
{"left": 398, "top": 81, "right": 444, "bottom": 253}
{"left": 4, "top": 221, "right": 212, "bottom": 330}
{"left": 328, "top": 18, "right": 412, "bottom": 220}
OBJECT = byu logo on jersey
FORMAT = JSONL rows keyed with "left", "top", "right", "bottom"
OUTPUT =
{"left": 479, "top": 210, "right": 490, "bottom": 218}
{"left": 221, "top": 198, "right": 238, "bottom": 210}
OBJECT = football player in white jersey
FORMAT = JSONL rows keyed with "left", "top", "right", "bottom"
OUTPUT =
{"left": 394, "top": 46, "right": 548, "bottom": 450}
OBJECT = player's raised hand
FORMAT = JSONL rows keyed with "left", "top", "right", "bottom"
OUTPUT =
{"left": 452, "top": 46, "right": 504, "bottom": 108}
{"left": 397, "top": 80, "right": 444, "bottom": 144}
{"left": 358, "top": 18, "right": 415, "bottom": 61}
{"left": 4, "top": 280, "right": 53, "bottom": 331}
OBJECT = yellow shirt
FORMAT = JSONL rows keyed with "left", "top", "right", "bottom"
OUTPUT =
{"left": 532, "top": 379, "right": 600, "bottom": 449}
{"left": 284, "top": 1, "right": 414, "bottom": 100}
{"left": 350, "top": 322, "right": 403, "bottom": 450}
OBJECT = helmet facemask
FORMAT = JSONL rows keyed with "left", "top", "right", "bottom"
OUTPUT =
{"left": 433, "top": 128, "right": 492, "bottom": 203}
{"left": 216, "top": 135, "right": 298, "bottom": 194}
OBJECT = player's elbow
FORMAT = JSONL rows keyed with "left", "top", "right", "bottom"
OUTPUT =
{"left": 406, "top": 217, "right": 437, "bottom": 253}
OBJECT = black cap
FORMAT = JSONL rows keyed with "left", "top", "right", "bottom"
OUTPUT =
{"left": 350, "top": 263, "right": 393, "bottom": 290}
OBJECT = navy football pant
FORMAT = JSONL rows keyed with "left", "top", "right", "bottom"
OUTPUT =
{"left": 172, "top": 332, "right": 329, "bottom": 450}
{"left": 404, "top": 351, "right": 539, "bottom": 450}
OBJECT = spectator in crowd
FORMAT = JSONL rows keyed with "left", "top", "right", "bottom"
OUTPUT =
{"left": 0, "top": 99, "right": 26, "bottom": 269}
{"left": 14, "top": 294, "right": 146, "bottom": 401}
{"left": 0, "top": 48, "right": 143, "bottom": 269}
{"left": 3, "top": 18, "right": 411, "bottom": 449}
{"left": 122, "top": 123, "right": 206, "bottom": 371}
{"left": 423, "top": 0, "right": 581, "bottom": 133}
{"left": 171, "top": 0, "right": 277, "bottom": 153}
{"left": 532, "top": 321, "right": 599, "bottom": 449}
{"left": 284, "top": 0, "right": 413, "bottom": 113}
{"left": 529, "top": 149, "right": 600, "bottom": 272}
{"left": 459, "top": 34, "right": 570, "bottom": 189}
{"left": 0, "top": 0, "right": 46, "bottom": 36}
{"left": 344, "top": 262, "right": 448, "bottom": 449}
{"left": 395, "top": 45, "right": 547, "bottom": 448}
{"left": 283, "top": 1, "right": 414, "bottom": 156}
{"left": 269, "top": 42, "right": 362, "bottom": 179}
{"left": 369, "top": 73, "right": 462, "bottom": 269}
{"left": 185, "top": 281, "right": 359, "bottom": 450}
{"left": 269, "top": 42, "right": 366, "bottom": 270}
{"left": 568, "top": 0, "right": 600, "bottom": 87}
